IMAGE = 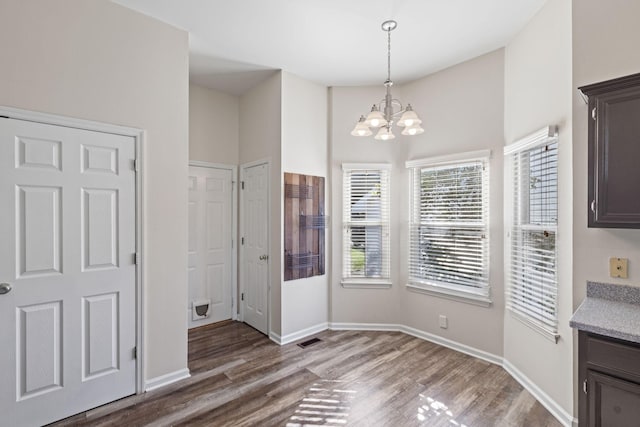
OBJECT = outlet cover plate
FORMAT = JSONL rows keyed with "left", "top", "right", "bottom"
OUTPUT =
{"left": 609, "top": 257, "right": 628, "bottom": 279}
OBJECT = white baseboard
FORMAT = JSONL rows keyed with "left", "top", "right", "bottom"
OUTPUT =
{"left": 144, "top": 368, "right": 191, "bottom": 392}
{"left": 330, "top": 322, "right": 402, "bottom": 332}
{"left": 328, "top": 322, "right": 574, "bottom": 426}
{"left": 269, "top": 331, "right": 282, "bottom": 345}
{"left": 329, "top": 322, "right": 501, "bottom": 365}
{"left": 401, "top": 324, "right": 503, "bottom": 366}
{"left": 503, "top": 359, "right": 576, "bottom": 427}
{"left": 272, "top": 322, "right": 329, "bottom": 345}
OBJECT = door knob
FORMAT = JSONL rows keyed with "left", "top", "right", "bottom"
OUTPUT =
{"left": 0, "top": 283, "right": 12, "bottom": 295}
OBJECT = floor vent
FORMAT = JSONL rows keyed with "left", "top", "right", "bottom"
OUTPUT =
{"left": 297, "top": 337, "right": 322, "bottom": 348}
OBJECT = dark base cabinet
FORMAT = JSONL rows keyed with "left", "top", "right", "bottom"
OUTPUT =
{"left": 579, "top": 331, "right": 640, "bottom": 426}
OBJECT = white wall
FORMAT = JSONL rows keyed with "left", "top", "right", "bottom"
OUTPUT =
{"left": 329, "top": 85, "right": 405, "bottom": 325}
{"left": 399, "top": 50, "right": 506, "bottom": 357}
{"left": 572, "top": 0, "right": 640, "bottom": 415}
{"left": 503, "top": 0, "right": 574, "bottom": 420}
{"left": 280, "top": 72, "right": 329, "bottom": 337}
{"left": 329, "top": 50, "right": 505, "bottom": 358}
{"left": 239, "top": 72, "right": 283, "bottom": 335}
{"left": 189, "top": 83, "right": 239, "bottom": 165}
{"left": 0, "top": 0, "right": 189, "bottom": 380}
{"left": 572, "top": 1, "right": 640, "bottom": 303}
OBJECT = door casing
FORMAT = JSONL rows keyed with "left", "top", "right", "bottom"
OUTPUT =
{"left": 0, "top": 106, "right": 146, "bottom": 394}
{"left": 188, "top": 161, "right": 238, "bottom": 322}
{"left": 239, "top": 158, "right": 271, "bottom": 334}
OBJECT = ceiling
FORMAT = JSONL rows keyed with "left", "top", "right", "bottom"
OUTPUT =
{"left": 113, "top": 0, "right": 547, "bottom": 95}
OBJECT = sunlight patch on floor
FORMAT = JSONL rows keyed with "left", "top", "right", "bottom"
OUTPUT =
{"left": 286, "top": 380, "right": 356, "bottom": 427}
{"left": 417, "top": 393, "right": 468, "bottom": 426}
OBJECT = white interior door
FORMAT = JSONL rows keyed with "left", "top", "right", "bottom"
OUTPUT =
{"left": 0, "top": 118, "right": 137, "bottom": 426}
{"left": 188, "top": 165, "right": 233, "bottom": 328}
{"left": 241, "top": 162, "right": 269, "bottom": 334}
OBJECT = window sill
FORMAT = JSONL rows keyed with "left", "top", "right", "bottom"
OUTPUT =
{"left": 508, "top": 308, "right": 560, "bottom": 343}
{"left": 341, "top": 280, "right": 392, "bottom": 289}
{"left": 406, "top": 283, "right": 492, "bottom": 307}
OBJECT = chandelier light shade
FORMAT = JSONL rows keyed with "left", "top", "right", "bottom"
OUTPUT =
{"left": 351, "top": 20, "right": 424, "bottom": 140}
{"left": 350, "top": 116, "right": 373, "bottom": 136}
{"left": 375, "top": 126, "right": 395, "bottom": 141}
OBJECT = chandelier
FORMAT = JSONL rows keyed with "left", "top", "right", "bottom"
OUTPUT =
{"left": 351, "top": 20, "right": 423, "bottom": 140}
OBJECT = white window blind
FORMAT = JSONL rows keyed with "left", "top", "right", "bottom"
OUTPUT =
{"left": 407, "top": 154, "right": 490, "bottom": 297}
{"left": 342, "top": 165, "right": 391, "bottom": 284}
{"left": 505, "top": 127, "right": 559, "bottom": 340}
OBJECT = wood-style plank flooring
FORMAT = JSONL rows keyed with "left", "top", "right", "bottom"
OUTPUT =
{"left": 52, "top": 321, "right": 562, "bottom": 426}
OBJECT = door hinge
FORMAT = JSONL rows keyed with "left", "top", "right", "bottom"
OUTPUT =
{"left": 583, "top": 379, "right": 588, "bottom": 394}
{"left": 134, "top": 159, "right": 139, "bottom": 172}
{"left": 241, "top": 181, "right": 245, "bottom": 190}
{"left": 591, "top": 107, "right": 597, "bottom": 121}
{"left": 241, "top": 237, "right": 245, "bottom": 245}
{"left": 231, "top": 239, "right": 234, "bottom": 249}
{"left": 133, "top": 253, "right": 139, "bottom": 265}
{"left": 241, "top": 293, "right": 245, "bottom": 301}
{"left": 133, "top": 346, "right": 137, "bottom": 359}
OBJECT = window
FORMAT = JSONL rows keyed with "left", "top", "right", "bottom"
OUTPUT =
{"left": 342, "top": 164, "right": 391, "bottom": 286}
{"left": 406, "top": 151, "right": 490, "bottom": 303}
{"left": 505, "top": 127, "right": 559, "bottom": 341}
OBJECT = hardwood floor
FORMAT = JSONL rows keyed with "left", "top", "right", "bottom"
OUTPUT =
{"left": 51, "top": 321, "right": 562, "bottom": 426}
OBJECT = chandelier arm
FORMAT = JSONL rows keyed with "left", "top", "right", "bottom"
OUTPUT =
{"left": 354, "top": 20, "right": 421, "bottom": 139}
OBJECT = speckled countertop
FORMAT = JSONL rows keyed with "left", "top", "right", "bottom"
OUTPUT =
{"left": 570, "top": 281, "right": 640, "bottom": 343}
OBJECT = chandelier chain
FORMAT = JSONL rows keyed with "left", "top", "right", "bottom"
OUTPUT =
{"left": 387, "top": 27, "right": 391, "bottom": 82}
{"left": 351, "top": 20, "right": 423, "bottom": 140}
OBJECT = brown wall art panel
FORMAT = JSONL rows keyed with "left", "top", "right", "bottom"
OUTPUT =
{"left": 284, "top": 173, "right": 327, "bottom": 281}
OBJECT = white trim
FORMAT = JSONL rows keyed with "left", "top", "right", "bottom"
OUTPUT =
{"left": 327, "top": 322, "right": 573, "bottom": 426}
{"left": 330, "top": 322, "right": 402, "bottom": 332}
{"left": 401, "top": 325, "right": 502, "bottom": 365}
{"left": 341, "top": 280, "right": 392, "bottom": 289}
{"left": 135, "top": 132, "right": 145, "bottom": 394}
{"left": 342, "top": 162, "right": 392, "bottom": 171}
{"left": 269, "top": 331, "right": 281, "bottom": 345}
{"left": 188, "top": 161, "right": 239, "bottom": 321}
{"left": 328, "top": 322, "right": 501, "bottom": 365}
{"left": 0, "top": 105, "right": 143, "bottom": 136}
{"left": 272, "top": 322, "right": 329, "bottom": 345}
{"left": 144, "top": 368, "right": 191, "bottom": 392}
{"left": 239, "top": 158, "right": 271, "bottom": 334}
{"left": 503, "top": 360, "right": 575, "bottom": 427}
{"left": 406, "top": 283, "right": 492, "bottom": 307}
{"left": 503, "top": 125, "right": 558, "bottom": 155}
{"left": 0, "top": 106, "right": 147, "bottom": 395}
{"left": 405, "top": 149, "right": 491, "bottom": 169}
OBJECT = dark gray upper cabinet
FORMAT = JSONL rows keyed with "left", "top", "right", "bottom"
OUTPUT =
{"left": 580, "top": 73, "right": 640, "bottom": 228}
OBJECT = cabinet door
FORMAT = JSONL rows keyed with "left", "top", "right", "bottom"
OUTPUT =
{"left": 581, "top": 73, "right": 640, "bottom": 228}
{"left": 587, "top": 370, "right": 640, "bottom": 427}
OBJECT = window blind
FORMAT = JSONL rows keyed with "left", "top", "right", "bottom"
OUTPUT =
{"left": 505, "top": 130, "right": 559, "bottom": 339}
{"left": 408, "top": 158, "right": 489, "bottom": 296}
{"left": 342, "top": 166, "right": 391, "bottom": 282}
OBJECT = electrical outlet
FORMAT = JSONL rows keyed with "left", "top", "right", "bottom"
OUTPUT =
{"left": 439, "top": 315, "right": 448, "bottom": 329}
{"left": 610, "top": 257, "right": 629, "bottom": 279}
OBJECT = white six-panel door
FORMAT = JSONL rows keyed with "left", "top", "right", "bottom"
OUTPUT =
{"left": 0, "top": 118, "right": 137, "bottom": 426}
{"left": 241, "top": 162, "right": 269, "bottom": 334}
{"left": 188, "top": 165, "right": 233, "bottom": 328}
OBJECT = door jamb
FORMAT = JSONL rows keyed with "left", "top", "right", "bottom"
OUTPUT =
{"left": 0, "top": 106, "right": 147, "bottom": 394}
{"left": 239, "top": 158, "right": 271, "bottom": 335}
{"left": 188, "top": 161, "right": 239, "bottom": 321}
